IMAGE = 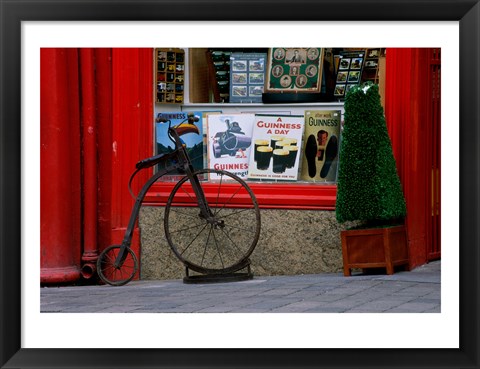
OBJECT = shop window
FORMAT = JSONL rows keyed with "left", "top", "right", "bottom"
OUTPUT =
{"left": 147, "top": 47, "right": 386, "bottom": 210}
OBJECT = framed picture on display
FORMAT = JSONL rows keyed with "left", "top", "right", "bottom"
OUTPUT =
{"left": 265, "top": 47, "right": 324, "bottom": 93}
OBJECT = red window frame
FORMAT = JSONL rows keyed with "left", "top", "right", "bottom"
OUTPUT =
{"left": 144, "top": 182, "right": 337, "bottom": 210}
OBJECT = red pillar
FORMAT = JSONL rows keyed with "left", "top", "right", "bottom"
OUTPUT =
{"left": 79, "top": 49, "right": 100, "bottom": 278}
{"left": 40, "top": 48, "right": 82, "bottom": 283}
{"left": 95, "top": 49, "right": 115, "bottom": 256}
{"left": 385, "top": 48, "right": 435, "bottom": 269}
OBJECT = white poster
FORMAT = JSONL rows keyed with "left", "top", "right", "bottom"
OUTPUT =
{"left": 207, "top": 113, "right": 255, "bottom": 179}
{"left": 247, "top": 114, "right": 305, "bottom": 181}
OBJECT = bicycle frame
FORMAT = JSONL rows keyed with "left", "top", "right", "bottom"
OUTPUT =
{"left": 113, "top": 126, "right": 212, "bottom": 267}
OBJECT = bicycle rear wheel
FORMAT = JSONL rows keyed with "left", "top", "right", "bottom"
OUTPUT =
{"left": 164, "top": 169, "right": 260, "bottom": 275}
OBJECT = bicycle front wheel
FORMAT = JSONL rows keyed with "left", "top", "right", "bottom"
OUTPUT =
{"left": 164, "top": 169, "right": 261, "bottom": 275}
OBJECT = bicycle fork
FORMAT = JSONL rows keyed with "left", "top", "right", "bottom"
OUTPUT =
{"left": 186, "top": 169, "right": 225, "bottom": 230}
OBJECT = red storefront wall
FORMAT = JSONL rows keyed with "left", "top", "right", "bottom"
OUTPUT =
{"left": 40, "top": 48, "right": 439, "bottom": 284}
{"left": 40, "top": 48, "right": 153, "bottom": 283}
{"left": 385, "top": 48, "right": 441, "bottom": 269}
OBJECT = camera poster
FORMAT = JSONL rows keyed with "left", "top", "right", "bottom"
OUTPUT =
{"left": 265, "top": 48, "right": 324, "bottom": 93}
{"left": 229, "top": 53, "right": 267, "bottom": 103}
{"left": 300, "top": 110, "right": 341, "bottom": 183}
{"left": 207, "top": 113, "right": 255, "bottom": 180}
{"left": 247, "top": 114, "right": 305, "bottom": 181}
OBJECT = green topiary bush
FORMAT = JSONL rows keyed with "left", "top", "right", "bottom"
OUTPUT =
{"left": 336, "top": 82, "right": 406, "bottom": 227}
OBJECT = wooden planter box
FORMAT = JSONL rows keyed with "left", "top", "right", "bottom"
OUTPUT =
{"left": 341, "top": 225, "right": 409, "bottom": 276}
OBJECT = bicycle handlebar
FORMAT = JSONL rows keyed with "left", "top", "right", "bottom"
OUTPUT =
{"left": 135, "top": 152, "right": 170, "bottom": 170}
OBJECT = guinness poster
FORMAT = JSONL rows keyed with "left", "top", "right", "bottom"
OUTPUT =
{"left": 300, "top": 110, "right": 341, "bottom": 182}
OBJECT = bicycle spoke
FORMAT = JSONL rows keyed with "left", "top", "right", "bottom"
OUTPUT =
{"left": 214, "top": 207, "right": 256, "bottom": 220}
{"left": 101, "top": 264, "right": 117, "bottom": 274}
{"left": 214, "top": 184, "right": 245, "bottom": 216}
{"left": 115, "top": 270, "right": 126, "bottom": 280}
{"left": 201, "top": 226, "right": 213, "bottom": 267}
{"left": 169, "top": 208, "right": 202, "bottom": 219}
{"left": 214, "top": 173, "right": 224, "bottom": 216}
{"left": 219, "top": 227, "right": 243, "bottom": 256}
{"left": 179, "top": 223, "right": 209, "bottom": 257}
{"left": 221, "top": 223, "right": 258, "bottom": 233}
{"left": 118, "top": 263, "right": 134, "bottom": 271}
{"left": 168, "top": 222, "right": 207, "bottom": 235}
{"left": 211, "top": 230, "right": 225, "bottom": 269}
{"left": 179, "top": 185, "right": 197, "bottom": 203}
{"left": 214, "top": 228, "right": 241, "bottom": 260}
{"left": 103, "top": 252, "right": 116, "bottom": 265}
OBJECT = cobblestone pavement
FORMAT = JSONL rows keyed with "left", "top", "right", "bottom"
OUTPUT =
{"left": 41, "top": 260, "right": 440, "bottom": 313}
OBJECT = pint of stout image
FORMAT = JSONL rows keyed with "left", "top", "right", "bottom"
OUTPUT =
{"left": 285, "top": 145, "right": 299, "bottom": 168}
{"left": 270, "top": 135, "right": 284, "bottom": 150}
{"left": 272, "top": 149, "right": 289, "bottom": 173}
{"left": 256, "top": 146, "right": 273, "bottom": 170}
{"left": 281, "top": 138, "right": 298, "bottom": 146}
{"left": 254, "top": 139, "right": 269, "bottom": 162}
{"left": 275, "top": 140, "right": 288, "bottom": 150}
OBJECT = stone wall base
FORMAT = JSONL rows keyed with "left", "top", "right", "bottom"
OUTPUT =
{"left": 139, "top": 206, "right": 352, "bottom": 280}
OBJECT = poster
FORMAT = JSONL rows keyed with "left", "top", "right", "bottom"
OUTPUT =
{"left": 207, "top": 113, "right": 255, "bottom": 179}
{"left": 155, "top": 111, "right": 204, "bottom": 180}
{"left": 247, "top": 114, "right": 305, "bottom": 181}
{"left": 300, "top": 110, "right": 341, "bottom": 182}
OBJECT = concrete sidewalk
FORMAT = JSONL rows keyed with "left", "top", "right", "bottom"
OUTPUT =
{"left": 41, "top": 260, "right": 440, "bottom": 313}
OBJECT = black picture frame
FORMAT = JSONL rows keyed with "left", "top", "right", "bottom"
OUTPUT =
{"left": 265, "top": 48, "right": 324, "bottom": 93}
{"left": 1, "top": 0, "right": 479, "bottom": 368}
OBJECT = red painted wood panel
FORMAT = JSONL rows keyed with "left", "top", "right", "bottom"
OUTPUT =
{"left": 385, "top": 48, "right": 441, "bottom": 269}
{"left": 40, "top": 48, "right": 82, "bottom": 283}
{"left": 41, "top": 48, "right": 153, "bottom": 284}
{"left": 108, "top": 49, "right": 154, "bottom": 266}
{"left": 95, "top": 49, "right": 114, "bottom": 253}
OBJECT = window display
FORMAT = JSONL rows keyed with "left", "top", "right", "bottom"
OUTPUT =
{"left": 150, "top": 46, "right": 392, "bottom": 209}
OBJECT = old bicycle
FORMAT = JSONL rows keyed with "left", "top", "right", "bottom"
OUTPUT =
{"left": 96, "top": 114, "right": 261, "bottom": 286}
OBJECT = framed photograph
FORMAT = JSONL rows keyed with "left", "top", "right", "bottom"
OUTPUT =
{"left": 334, "top": 50, "right": 365, "bottom": 98}
{"left": 265, "top": 47, "right": 324, "bottom": 93}
{"left": 229, "top": 52, "right": 267, "bottom": 103}
{"left": 2, "top": 1, "right": 479, "bottom": 369}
